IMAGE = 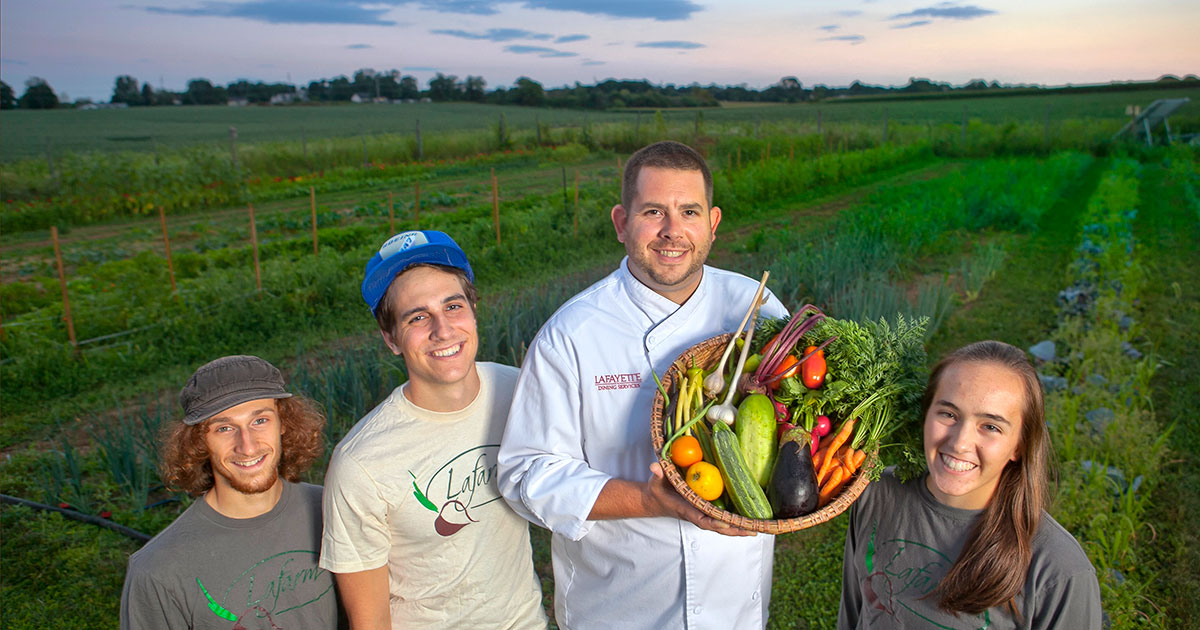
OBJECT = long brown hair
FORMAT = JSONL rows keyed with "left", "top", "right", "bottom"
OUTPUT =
{"left": 920, "top": 340, "right": 1049, "bottom": 617}
{"left": 160, "top": 396, "right": 326, "bottom": 496}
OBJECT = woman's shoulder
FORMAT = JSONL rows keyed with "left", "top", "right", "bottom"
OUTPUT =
{"left": 1031, "top": 510, "right": 1098, "bottom": 581}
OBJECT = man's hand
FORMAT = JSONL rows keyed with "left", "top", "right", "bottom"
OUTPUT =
{"left": 588, "top": 463, "right": 757, "bottom": 536}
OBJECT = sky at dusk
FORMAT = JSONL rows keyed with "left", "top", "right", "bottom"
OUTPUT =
{"left": 2, "top": 0, "right": 1196, "bottom": 102}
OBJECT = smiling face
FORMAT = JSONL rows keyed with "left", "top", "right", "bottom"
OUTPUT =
{"left": 611, "top": 166, "right": 721, "bottom": 304}
{"left": 204, "top": 398, "right": 284, "bottom": 497}
{"left": 923, "top": 361, "right": 1026, "bottom": 510}
{"left": 379, "top": 265, "right": 480, "bottom": 409}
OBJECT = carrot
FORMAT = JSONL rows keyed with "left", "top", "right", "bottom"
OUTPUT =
{"left": 818, "top": 445, "right": 848, "bottom": 486}
{"left": 848, "top": 448, "right": 867, "bottom": 472}
{"left": 816, "top": 420, "right": 854, "bottom": 484}
{"left": 818, "top": 466, "right": 847, "bottom": 506}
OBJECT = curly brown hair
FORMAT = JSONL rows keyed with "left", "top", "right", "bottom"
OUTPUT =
{"left": 159, "top": 395, "right": 326, "bottom": 496}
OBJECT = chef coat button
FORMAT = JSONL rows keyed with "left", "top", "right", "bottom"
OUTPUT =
{"left": 690, "top": 541, "right": 699, "bottom": 551}
{"left": 752, "top": 591, "right": 760, "bottom": 601}
{"left": 693, "top": 606, "right": 703, "bottom": 615}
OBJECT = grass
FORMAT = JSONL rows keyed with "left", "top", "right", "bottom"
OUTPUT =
{"left": 1133, "top": 152, "right": 1200, "bottom": 628}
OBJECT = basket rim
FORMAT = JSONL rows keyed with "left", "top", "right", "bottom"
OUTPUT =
{"left": 651, "top": 332, "right": 873, "bottom": 534}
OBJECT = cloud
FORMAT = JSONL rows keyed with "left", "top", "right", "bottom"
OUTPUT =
{"left": 431, "top": 28, "right": 553, "bottom": 41}
{"left": 520, "top": 0, "right": 701, "bottom": 21}
{"left": 403, "top": 66, "right": 439, "bottom": 72}
{"left": 891, "top": 20, "right": 931, "bottom": 29}
{"left": 636, "top": 40, "right": 705, "bottom": 50}
{"left": 2, "top": 58, "right": 29, "bottom": 66}
{"left": 504, "top": 45, "right": 578, "bottom": 58}
{"left": 890, "top": 5, "right": 997, "bottom": 20}
{"left": 837, "top": 10, "right": 862, "bottom": 17}
{"left": 818, "top": 24, "right": 839, "bottom": 32}
{"left": 582, "top": 60, "right": 605, "bottom": 66}
{"left": 821, "top": 34, "right": 865, "bottom": 44}
{"left": 346, "top": 43, "right": 373, "bottom": 49}
{"left": 555, "top": 34, "right": 589, "bottom": 43}
{"left": 142, "top": 1, "right": 399, "bottom": 26}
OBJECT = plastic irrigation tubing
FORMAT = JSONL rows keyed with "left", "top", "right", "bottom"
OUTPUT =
{"left": 0, "top": 494, "right": 151, "bottom": 543}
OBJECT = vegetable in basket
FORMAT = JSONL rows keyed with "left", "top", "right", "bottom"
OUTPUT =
{"left": 735, "top": 393, "right": 778, "bottom": 488}
{"left": 768, "top": 427, "right": 820, "bottom": 518}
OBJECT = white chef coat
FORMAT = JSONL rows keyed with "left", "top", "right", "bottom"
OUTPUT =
{"left": 498, "top": 257, "right": 788, "bottom": 630}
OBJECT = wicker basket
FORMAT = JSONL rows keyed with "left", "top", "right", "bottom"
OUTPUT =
{"left": 650, "top": 333, "right": 873, "bottom": 534}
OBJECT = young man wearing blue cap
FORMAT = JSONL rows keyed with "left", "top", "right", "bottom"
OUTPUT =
{"left": 319, "top": 231, "right": 546, "bottom": 629}
{"left": 120, "top": 355, "right": 339, "bottom": 629}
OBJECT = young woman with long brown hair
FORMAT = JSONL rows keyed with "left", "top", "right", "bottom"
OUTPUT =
{"left": 838, "top": 340, "right": 1102, "bottom": 629}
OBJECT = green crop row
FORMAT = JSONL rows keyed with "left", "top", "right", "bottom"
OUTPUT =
{"left": 1038, "top": 158, "right": 1168, "bottom": 627}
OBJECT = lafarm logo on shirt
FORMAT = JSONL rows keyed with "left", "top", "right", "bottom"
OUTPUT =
{"left": 594, "top": 372, "right": 642, "bottom": 391}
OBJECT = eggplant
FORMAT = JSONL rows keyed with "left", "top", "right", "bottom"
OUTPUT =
{"left": 768, "top": 427, "right": 819, "bottom": 518}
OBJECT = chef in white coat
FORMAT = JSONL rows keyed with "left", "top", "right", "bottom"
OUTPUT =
{"left": 498, "top": 140, "right": 787, "bottom": 629}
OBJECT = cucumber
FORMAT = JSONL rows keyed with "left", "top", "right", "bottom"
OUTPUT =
{"left": 711, "top": 422, "right": 773, "bottom": 520}
{"left": 735, "top": 393, "right": 778, "bottom": 489}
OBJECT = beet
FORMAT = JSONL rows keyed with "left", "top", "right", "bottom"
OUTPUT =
{"left": 768, "top": 428, "right": 819, "bottom": 518}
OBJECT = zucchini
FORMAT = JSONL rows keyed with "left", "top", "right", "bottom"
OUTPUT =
{"left": 735, "top": 393, "right": 777, "bottom": 488}
{"left": 711, "top": 422, "right": 773, "bottom": 520}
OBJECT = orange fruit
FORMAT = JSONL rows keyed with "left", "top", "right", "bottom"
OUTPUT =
{"left": 685, "top": 461, "right": 724, "bottom": 502}
{"left": 670, "top": 435, "right": 703, "bottom": 468}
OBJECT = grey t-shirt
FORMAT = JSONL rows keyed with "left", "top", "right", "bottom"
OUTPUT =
{"left": 121, "top": 480, "right": 339, "bottom": 630}
{"left": 838, "top": 471, "right": 1102, "bottom": 629}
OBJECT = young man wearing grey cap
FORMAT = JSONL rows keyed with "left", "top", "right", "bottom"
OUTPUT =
{"left": 120, "top": 355, "right": 339, "bottom": 629}
{"left": 319, "top": 230, "right": 546, "bottom": 629}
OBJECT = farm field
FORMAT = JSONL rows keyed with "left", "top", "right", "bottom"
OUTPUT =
{"left": 1, "top": 98, "right": 1198, "bottom": 629}
{"left": 3, "top": 87, "right": 1198, "bottom": 160}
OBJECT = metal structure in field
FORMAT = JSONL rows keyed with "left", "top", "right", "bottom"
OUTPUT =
{"left": 1112, "top": 97, "right": 1192, "bottom": 145}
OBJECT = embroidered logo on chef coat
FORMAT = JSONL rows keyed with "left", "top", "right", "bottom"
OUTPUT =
{"left": 594, "top": 373, "right": 642, "bottom": 391}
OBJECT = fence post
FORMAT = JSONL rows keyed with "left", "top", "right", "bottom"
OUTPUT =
{"left": 491, "top": 168, "right": 501, "bottom": 246}
{"left": 301, "top": 126, "right": 311, "bottom": 172}
{"left": 415, "top": 119, "right": 423, "bottom": 161}
{"left": 635, "top": 112, "right": 641, "bottom": 143}
{"left": 765, "top": 141, "right": 771, "bottom": 163}
{"left": 229, "top": 126, "right": 238, "bottom": 171}
{"left": 536, "top": 114, "right": 542, "bottom": 145}
{"left": 158, "top": 206, "right": 177, "bottom": 295}
{"left": 817, "top": 109, "right": 822, "bottom": 135}
{"left": 311, "top": 187, "right": 319, "bottom": 256}
{"left": 361, "top": 136, "right": 369, "bottom": 169}
{"left": 561, "top": 167, "right": 568, "bottom": 218}
{"left": 413, "top": 181, "right": 421, "bottom": 223}
{"left": 789, "top": 142, "right": 795, "bottom": 161}
{"left": 961, "top": 105, "right": 968, "bottom": 145}
{"left": 386, "top": 192, "right": 396, "bottom": 232}
{"left": 573, "top": 169, "right": 580, "bottom": 237}
{"left": 50, "top": 226, "right": 78, "bottom": 352}
{"left": 1044, "top": 105, "right": 1051, "bottom": 148}
{"left": 248, "top": 204, "right": 262, "bottom": 291}
{"left": 883, "top": 108, "right": 889, "bottom": 144}
{"left": 736, "top": 146, "right": 742, "bottom": 170}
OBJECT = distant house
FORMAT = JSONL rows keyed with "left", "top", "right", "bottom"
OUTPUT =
{"left": 350, "top": 93, "right": 369, "bottom": 103}
{"left": 270, "top": 91, "right": 299, "bottom": 105}
{"left": 79, "top": 102, "right": 129, "bottom": 110}
{"left": 227, "top": 98, "right": 250, "bottom": 107}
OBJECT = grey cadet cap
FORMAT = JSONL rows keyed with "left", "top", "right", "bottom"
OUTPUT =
{"left": 179, "top": 355, "right": 293, "bottom": 425}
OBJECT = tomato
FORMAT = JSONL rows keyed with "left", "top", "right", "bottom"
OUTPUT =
{"left": 768, "top": 354, "right": 800, "bottom": 391}
{"left": 670, "top": 435, "right": 704, "bottom": 468}
{"left": 801, "top": 345, "right": 827, "bottom": 389}
{"left": 685, "top": 461, "right": 724, "bottom": 501}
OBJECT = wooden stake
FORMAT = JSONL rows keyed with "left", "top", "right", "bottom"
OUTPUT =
{"left": 573, "top": 169, "right": 580, "bottom": 237}
{"left": 789, "top": 143, "right": 794, "bottom": 161}
{"left": 51, "top": 226, "right": 78, "bottom": 351}
{"left": 736, "top": 146, "right": 742, "bottom": 170}
{"left": 765, "top": 141, "right": 771, "bottom": 162}
{"left": 491, "top": 168, "right": 501, "bottom": 246}
{"left": 158, "top": 206, "right": 177, "bottom": 295}
{"left": 311, "top": 187, "right": 319, "bottom": 256}
{"left": 388, "top": 191, "right": 395, "bottom": 233}
{"left": 248, "top": 204, "right": 262, "bottom": 291}
{"left": 413, "top": 181, "right": 421, "bottom": 223}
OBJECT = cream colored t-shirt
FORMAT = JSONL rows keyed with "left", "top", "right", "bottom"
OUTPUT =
{"left": 320, "top": 362, "right": 547, "bottom": 629}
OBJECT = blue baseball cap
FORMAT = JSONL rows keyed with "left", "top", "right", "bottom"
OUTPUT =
{"left": 361, "top": 230, "right": 474, "bottom": 315}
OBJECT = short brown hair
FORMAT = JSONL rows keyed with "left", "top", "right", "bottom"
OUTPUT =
{"left": 159, "top": 395, "right": 326, "bottom": 496}
{"left": 373, "top": 263, "right": 479, "bottom": 336}
{"left": 621, "top": 141, "right": 713, "bottom": 210}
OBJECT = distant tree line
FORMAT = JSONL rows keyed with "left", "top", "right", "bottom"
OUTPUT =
{"left": 2, "top": 72, "right": 1196, "bottom": 112}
